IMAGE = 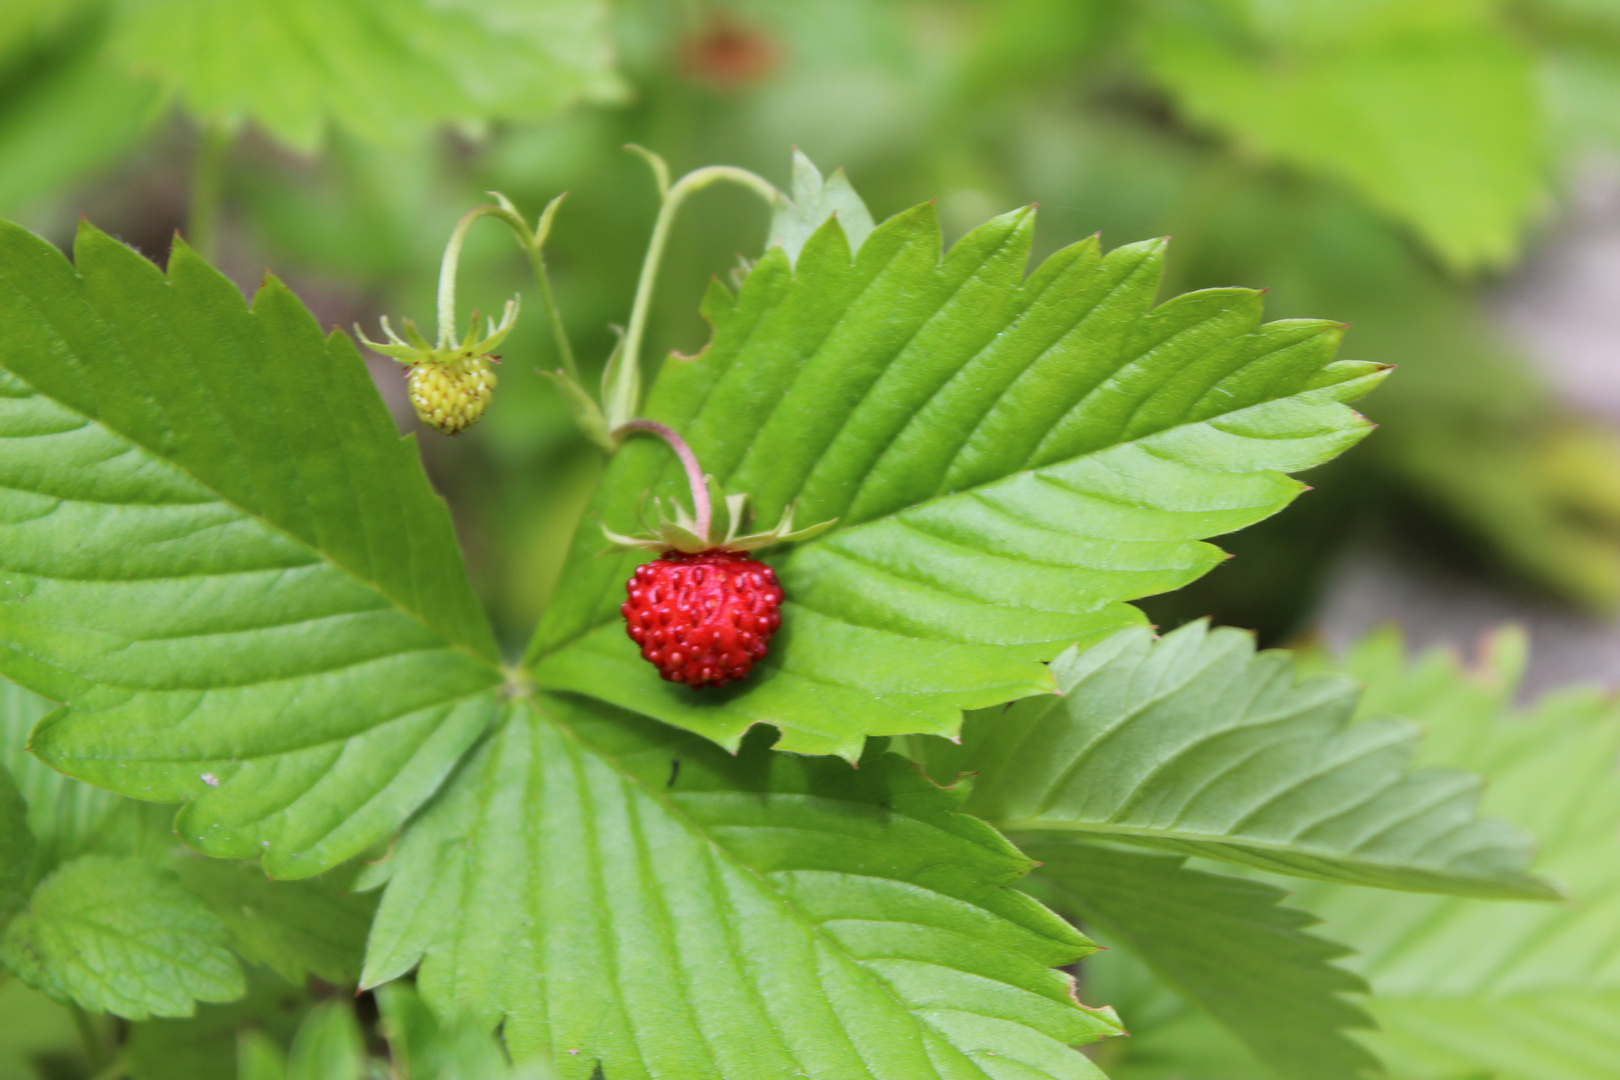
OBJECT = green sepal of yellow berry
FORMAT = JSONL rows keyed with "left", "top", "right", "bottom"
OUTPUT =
{"left": 356, "top": 297, "right": 518, "bottom": 435}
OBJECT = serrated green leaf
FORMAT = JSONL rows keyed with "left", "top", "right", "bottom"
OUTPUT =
{"left": 1025, "top": 840, "right": 1375, "bottom": 1080}
{"left": 0, "top": 219, "right": 503, "bottom": 878}
{"left": 361, "top": 695, "right": 1118, "bottom": 1080}
{"left": 1138, "top": 0, "right": 1543, "bottom": 270}
{"left": 7, "top": 659, "right": 372, "bottom": 993}
{"left": 286, "top": 1000, "right": 367, "bottom": 1080}
{"left": 1290, "top": 631, "right": 1620, "bottom": 1080}
{"left": 925, "top": 621, "right": 1552, "bottom": 899}
{"left": 109, "top": 0, "right": 625, "bottom": 153}
{"left": 531, "top": 204, "right": 1385, "bottom": 757}
{"left": 767, "top": 148, "right": 875, "bottom": 265}
{"left": 0, "top": 853, "right": 243, "bottom": 1020}
{"left": 173, "top": 858, "right": 377, "bottom": 987}
{"left": 1, "top": 673, "right": 131, "bottom": 878}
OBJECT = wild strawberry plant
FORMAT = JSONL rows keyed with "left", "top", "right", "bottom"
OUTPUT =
{"left": 0, "top": 151, "right": 1576, "bottom": 1080}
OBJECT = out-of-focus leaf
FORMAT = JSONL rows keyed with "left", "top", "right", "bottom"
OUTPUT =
{"left": 238, "top": 1029, "right": 289, "bottom": 1080}
{"left": 532, "top": 203, "right": 1384, "bottom": 757}
{"left": 0, "top": 35, "right": 158, "bottom": 216}
{"left": 1139, "top": 0, "right": 1544, "bottom": 270}
{"left": 361, "top": 695, "right": 1119, "bottom": 1080}
{"left": 0, "top": 221, "right": 503, "bottom": 878}
{"left": 766, "top": 148, "right": 873, "bottom": 264}
{"left": 173, "top": 858, "right": 377, "bottom": 987}
{"left": 0, "top": 978, "right": 90, "bottom": 1080}
{"left": 0, "top": 854, "right": 243, "bottom": 1020}
{"left": 110, "top": 0, "right": 625, "bottom": 153}
{"left": 378, "top": 982, "right": 552, "bottom": 1079}
{"left": 0, "top": 764, "right": 30, "bottom": 926}
{"left": 1396, "top": 419, "right": 1620, "bottom": 611}
{"left": 953, "top": 0, "right": 1123, "bottom": 101}
{"left": 0, "top": 674, "right": 128, "bottom": 879}
{"left": 1289, "top": 629, "right": 1620, "bottom": 1080}
{"left": 1026, "top": 841, "right": 1375, "bottom": 1080}
{"left": 125, "top": 973, "right": 310, "bottom": 1080}
{"left": 285, "top": 1000, "right": 367, "bottom": 1080}
{"left": 1528, "top": 0, "right": 1620, "bottom": 152}
{"left": 925, "top": 621, "right": 1553, "bottom": 898}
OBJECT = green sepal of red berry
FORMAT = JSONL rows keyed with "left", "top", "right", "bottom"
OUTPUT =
{"left": 602, "top": 484, "right": 834, "bottom": 555}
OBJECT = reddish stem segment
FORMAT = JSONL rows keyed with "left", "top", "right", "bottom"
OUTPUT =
{"left": 615, "top": 420, "right": 711, "bottom": 540}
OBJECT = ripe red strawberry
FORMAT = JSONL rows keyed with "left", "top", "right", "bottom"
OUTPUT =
{"left": 620, "top": 550, "right": 783, "bottom": 687}
{"left": 604, "top": 420, "right": 832, "bottom": 688}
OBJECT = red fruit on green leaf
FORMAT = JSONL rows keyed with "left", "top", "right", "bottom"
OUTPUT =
{"left": 621, "top": 550, "right": 783, "bottom": 687}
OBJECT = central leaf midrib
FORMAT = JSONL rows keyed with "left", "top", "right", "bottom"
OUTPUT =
{"left": 812, "top": 537, "right": 1109, "bottom": 611}
{"left": 543, "top": 702, "right": 1047, "bottom": 1078}
{"left": 53, "top": 683, "right": 497, "bottom": 766}
{"left": 1004, "top": 820, "right": 1491, "bottom": 877}
{"left": 1, "top": 364, "right": 499, "bottom": 681}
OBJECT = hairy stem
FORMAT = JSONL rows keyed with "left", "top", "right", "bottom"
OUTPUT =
{"left": 185, "top": 122, "right": 231, "bottom": 263}
{"left": 609, "top": 154, "right": 782, "bottom": 431}
{"left": 615, "top": 420, "right": 710, "bottom": 540}
{"left": 525, "top": 230, "right": 579, "bottom": 384}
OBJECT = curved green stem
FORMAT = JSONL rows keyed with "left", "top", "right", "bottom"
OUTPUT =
{"left": 524, "top": 196, "right": 579, "bottom": 384}
{"left": 607, "top": 155, "right": 782, "bottom": 433}
{"left": 436, "top": 204, "right": 517, "bottom": 349}
{"left": 615, "top": 419, "right": 710, "bottom": 540}
{"left": 434, "top": 198, "right": 578, "bottom": 381}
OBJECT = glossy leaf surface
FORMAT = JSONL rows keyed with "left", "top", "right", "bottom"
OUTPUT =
{"left": 532, "top": 206, "right": 1385, "bottom": 756}
{"left": 362, "top": 695, "right": 1118, "bottom": 1080}
{"left": 926, "top": 622, "right": 1553, "bottom": 899}
{"left": 0, "top": 221, "right": 502, "bottom": 878}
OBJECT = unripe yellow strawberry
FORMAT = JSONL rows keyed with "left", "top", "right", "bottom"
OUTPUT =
{"left": 407, "top": 356, "right": 496, "bottom": 435}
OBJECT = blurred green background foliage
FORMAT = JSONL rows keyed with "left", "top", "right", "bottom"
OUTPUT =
{"left": 7, "top": 2, "right": 1620, "bottom": 1078}
{"left": 4, "top": 0, "right": 1619, "bottom": 654}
